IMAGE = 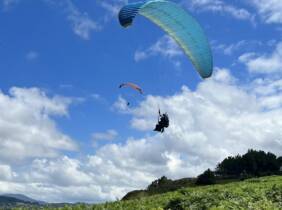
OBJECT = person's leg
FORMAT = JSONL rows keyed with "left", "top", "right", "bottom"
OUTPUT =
{"left": 154, "top": 124, "right": 161, "bottom": 131}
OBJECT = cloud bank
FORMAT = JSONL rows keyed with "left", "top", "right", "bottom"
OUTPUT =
{"left": 2, "top": 69, "right": 282, "bottom": 202}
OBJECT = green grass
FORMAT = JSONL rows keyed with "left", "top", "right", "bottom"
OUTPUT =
{"left": 13, "top": 176, "right": 282, "bottom": 210}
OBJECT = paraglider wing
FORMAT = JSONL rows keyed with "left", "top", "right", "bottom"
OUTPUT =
{"left": 119, "top": 0, "right": 213, "bottom": 79}
{"left": 119, "top": 82, "right": 143, "bottom": 94}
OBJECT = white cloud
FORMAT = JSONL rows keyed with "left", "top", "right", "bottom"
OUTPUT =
{"left": 99, "top": 0, "right": 127, "bottom": 21}
{"left": 59, "top": 84, "right": 73, "bottom": 89}
{"left": 0, "top": 155, "right": 143, "bottom": 203}
{"left": 250, "top": 78, "right": 282, "bottom": 96}
{"left": 27, "top": 156, "right": 92, "bottom": 187}
{"left": 212, "top": 40, "right": 247, "bottom": 55}
{"left": 44, "top": 0, "right": 100, "bottom": 40}
{"left": 0, "top": 165, "right": 14, "bottom": 180}
{"left": 3, "top": 0, "right": 102, "bottom": 39}
{"left": 91, "top": 94, "right": 101, "bottom": 100}
{"left": 248, "top": 77, "right": 282, "bottom": 109}
{"left": 88, "top": 93, "right": 108, "bottom": 106}
{"left": 0, "top": 156, "right": 111, "bottom": 203}
{"left": 213, "top": 67, "right": 235, "bottom": 83}
{"left": 250, "top": 0, "right": 282, "bottom": 24}
{"left": 26, "top": 51, "right": 39, "bottom": 61}
{"left": 112, "top": 96, "right": 130, "bottom": 113}
{"left": 239, "top": 42, "right": 282, "bottom": 74}
{"left": 2, "top": 0, "right": 19, "bottom": 10}
{"left": 185, "top": 0, "right": 255, "bottom": 24}
{"left": 94, "top": 68, "right": 282, "bottom": 198}
{"left": 65, "top": 0, "right": 100, "bottom": 40}
{"left": 1, "top": 70, "right": 282, "bottom": 203}
{"left": 68, "top": 13, "right": 99, "bottom": 40}
{"left": 4, "top": 0, "right": 101, "bottom": 39}
{"left": 0, "top": 87, "right": 77, "bottom": 163}
{"left": 92, "top": 130, "right": 118, "bottom": 144}
{"left": 134, "top": 35, "right": 183, "bottom": 67}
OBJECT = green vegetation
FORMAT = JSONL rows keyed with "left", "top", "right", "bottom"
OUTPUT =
{"left": 196, "top": 169, "right": 215, "bottom": 185}
{"left": 122, "top": 149, "right": 282, "bottom": 201}
{"left": 10, "top": 150, "right": 282, "bottom": 209}
{"left": 13, "top": 176, "right": 282, "bottom": 210}
{"left": 0, "top": 195, "right": 41, "bottom": 209}
{"left": 216, "top": 149, "right": 282, "bottom": 177}
{"left": 122, "top": 176, "right": 197, "bottom": 200}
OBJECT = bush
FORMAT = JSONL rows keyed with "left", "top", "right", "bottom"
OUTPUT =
{"left": 164, "top": 198, "right": 185, "bottom": 210}
{"left": 196, "top": 169, "right": 215, "bottom": 185}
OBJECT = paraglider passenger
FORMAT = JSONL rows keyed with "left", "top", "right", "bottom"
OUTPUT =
{"left": 154, "top": 110, "right": 169, "bottom": 133}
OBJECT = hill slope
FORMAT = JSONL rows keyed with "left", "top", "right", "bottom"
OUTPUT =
{"left": 91, "top": 176, "right": 282, "bottom": 210}
{"left": 13, "top": 176, "right": 282, "bottom": 209}
{"left": 2, "top": 194, "right": 44, "bottom": 204}
{"left": 122, "top": 177, "right": 197, "bottom": 200}
{"left": 0, "top": 195, "right": 41, "bottom": 209}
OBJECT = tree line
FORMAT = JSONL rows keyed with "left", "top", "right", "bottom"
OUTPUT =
{"left": 122, "top": 149, "right": 282, "bottom": 200}
{"left": 197, "top": 149, "right": 282, "bottom": 185}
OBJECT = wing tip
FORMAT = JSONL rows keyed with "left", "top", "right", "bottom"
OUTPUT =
{"left": 201, "top": 70, "right": 213, "bottom": 79}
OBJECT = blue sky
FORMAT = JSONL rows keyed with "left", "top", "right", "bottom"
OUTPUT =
{"left": 0, "top": 0, "right": 282, "bottom": 203}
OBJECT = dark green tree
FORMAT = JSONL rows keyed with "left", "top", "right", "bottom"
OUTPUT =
{"left": 277, "top": 156, "right": 282, "bottom": 167}
{"left": 196, "top": 169, "right": 215, "bottom": 185}
{"left": 147, "top": 176, "right": 173, "bottom": 192}
{"left": 216, "top": 155, "right": 243, "bottom": 176}
{"left": 216, "top": 149, "right": 281, "bottom": 177}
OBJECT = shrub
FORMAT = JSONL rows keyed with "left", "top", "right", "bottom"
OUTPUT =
{"left": 196, "top": 169, "right": 215, "bottom": 185}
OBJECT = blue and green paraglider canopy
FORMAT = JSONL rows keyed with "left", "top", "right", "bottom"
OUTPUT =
{"left": 118, "top": 0, "right": 213, "bottom": 79}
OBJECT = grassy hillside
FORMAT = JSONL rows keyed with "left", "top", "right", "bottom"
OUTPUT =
{"left": 122, "top": 177, "right": 197, "bottom": 200}
{"left": 14, "top": 176, "right": 282, "bottom": 210}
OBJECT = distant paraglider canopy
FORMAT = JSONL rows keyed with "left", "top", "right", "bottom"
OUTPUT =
{"left": 119, "top": 82, "right": 143, "bottom": 94}
{"left": 119, "top": 82, "right": 144, "bottom": 106}
{"left": 118, "top": 0, "right": 213, "bottom": 79}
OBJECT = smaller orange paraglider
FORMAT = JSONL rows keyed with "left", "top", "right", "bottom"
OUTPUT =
{"left": 119, "top": 82, "right": 144, "bottom": 106}
{"left": 119, "top": 82, "right": 143, "bottom": 94}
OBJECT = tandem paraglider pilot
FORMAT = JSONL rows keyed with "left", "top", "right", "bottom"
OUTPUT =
{"left": 154, "top": 110, "right": 169, "bottom": 133}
